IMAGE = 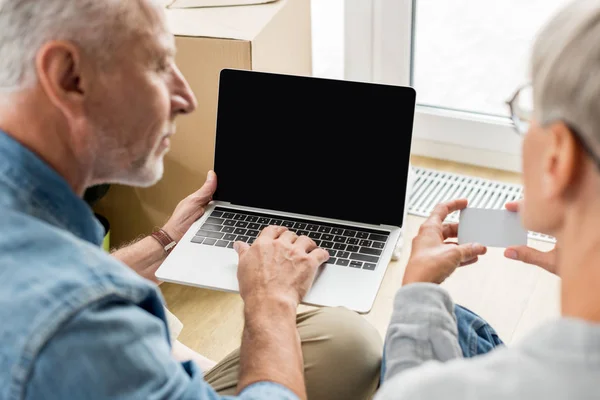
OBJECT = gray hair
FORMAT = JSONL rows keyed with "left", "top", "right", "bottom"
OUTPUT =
{"left": 0, "top": 0, "right": 151, "bottom": 92}
{"left": 531, "top": 0, "right": 600, "bottom": 154}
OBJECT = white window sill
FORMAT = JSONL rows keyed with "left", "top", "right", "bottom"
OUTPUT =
{"left": 410, "top": 138, "right": 522, "bottom": 173}
{"left": 412, "top": 106, "right": 522, "bottom": 173}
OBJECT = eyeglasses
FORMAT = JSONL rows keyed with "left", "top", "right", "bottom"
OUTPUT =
{"left": 506, "top": 83, "right": 534, "bottom": 136}
{"left": 506, "top": 83, "right": 600, "bottom": 170}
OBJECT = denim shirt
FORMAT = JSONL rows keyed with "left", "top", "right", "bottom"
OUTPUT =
{"left": 0, "top": 131, "right": 296, "bottom": 400}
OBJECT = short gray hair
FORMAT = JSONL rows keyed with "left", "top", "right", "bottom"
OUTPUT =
{"left": 531, "top": 0, "right": 600, "bottom": 154}
{"left": 0, "top": 0, "right": 148, "bottom": 92}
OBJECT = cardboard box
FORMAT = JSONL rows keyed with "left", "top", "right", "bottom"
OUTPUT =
{"left": 95, "top": 0, "right": 312, "bottom": 247}
{"left": 168, "top": 0, "right": 277, "bottom": 8}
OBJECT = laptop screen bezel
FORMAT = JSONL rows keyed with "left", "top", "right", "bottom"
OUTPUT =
{"left": 212, "top": 68, "right": 416, "bottom": 228}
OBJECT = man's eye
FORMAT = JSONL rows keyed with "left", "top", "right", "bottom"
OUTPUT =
{"left": 157, "top": 60, "right": 171, "bottom": 72}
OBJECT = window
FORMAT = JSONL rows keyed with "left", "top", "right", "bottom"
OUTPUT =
{"left": 311, "top": 0, "right": 344, "bottom": 79}
{"left": 413, "top": 0, "right": 567, "bottom": 117}
{"left": 344, "top": 0, "right": 570, "bottom": 171}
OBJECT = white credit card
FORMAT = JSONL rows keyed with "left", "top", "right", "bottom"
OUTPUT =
{"left": 458, "top": 208, "right": 528, "bottom": 248}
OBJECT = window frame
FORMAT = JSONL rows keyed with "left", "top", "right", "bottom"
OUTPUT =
{"left": 344, "top": 0, "right": 522, "bottom": 172}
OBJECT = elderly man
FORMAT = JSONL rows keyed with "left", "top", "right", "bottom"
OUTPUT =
{"left": 0, "top": 0, "right": 382, "bottom": 399}
{"left": 376, "top": 0, "right": 600, "bottom": 399}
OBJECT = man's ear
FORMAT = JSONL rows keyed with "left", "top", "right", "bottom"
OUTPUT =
{"left": 35, "top": 41, "right": 86, "bottom": 118}
{"left": 542, "top": 121, "right": 581, "bottom": 200}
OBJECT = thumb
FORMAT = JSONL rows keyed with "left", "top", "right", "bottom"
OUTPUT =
{"left": 504, "top": 200, "right": 521, "bottom": 213}
{"left": 194, "top": 170, "right": 217, "bottom": 200}
{"left": 456, "top": 243, "right": 487, "bottom": 263}
{"left": 233, "top": 241, "right": 250, "bottom": 256}
{"left": 203, "top": 170, "right": 217, "bottom": 193}
{"left": 504, "top": 246, "right": 554, "bottom": 271}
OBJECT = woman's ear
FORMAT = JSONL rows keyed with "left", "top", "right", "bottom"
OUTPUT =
{"left": 542, "top": 122, "right": 580, "bottom": 200}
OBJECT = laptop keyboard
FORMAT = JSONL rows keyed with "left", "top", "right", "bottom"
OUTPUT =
{"left": 191, "top": 207, "right": 390, "bottom": 271}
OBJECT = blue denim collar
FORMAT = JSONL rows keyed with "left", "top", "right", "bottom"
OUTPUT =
{"left": 0, "top": 130, "right": 104, "bottom": 246}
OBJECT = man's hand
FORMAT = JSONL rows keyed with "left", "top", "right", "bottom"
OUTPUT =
{"left": 112, "top": 171, "right": 216, "bottom": 284}
{"left": 234, "top": 226, "right": 330, "bottom": 308}
{"left": 234, "top": 226, "right": 329, "bottom": 399}
{"left": 402, "top": 199, "right": 488, "bottom": 285}
{"left": 504, "top": 201, "right": 558, "bottom": 275}
{"left": 162, "top": 170, "right": 217, "bottom": 242}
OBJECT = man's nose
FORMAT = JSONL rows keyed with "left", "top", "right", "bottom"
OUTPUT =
{"left": 171, "top": 63, "right": 197, "bottom": 115}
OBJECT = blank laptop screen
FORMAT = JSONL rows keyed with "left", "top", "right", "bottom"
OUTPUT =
{"left": 213, "top": 69, "right": 416, "bottom": 227}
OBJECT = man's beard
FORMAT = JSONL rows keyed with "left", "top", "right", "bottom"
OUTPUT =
{"left": 128, "top": 150, "right": 165, "bottom": 187}
{"left": 91, "top": 128, "right": 166, "bottom": 188}
{"left": 120, "top": 137, "right": 166, "bottom": 187}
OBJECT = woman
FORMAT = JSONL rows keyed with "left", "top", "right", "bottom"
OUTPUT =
{"left": 377, "top": 0, "right": 600, "bottom": 398}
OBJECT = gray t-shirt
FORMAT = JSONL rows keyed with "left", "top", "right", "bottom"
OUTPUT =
{"left": 376, "top": 283, "right": 600, "bottom": 400}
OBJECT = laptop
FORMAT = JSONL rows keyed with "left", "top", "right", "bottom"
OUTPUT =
{"left": 155, "top": 68, "right": 416, "bottom": 313}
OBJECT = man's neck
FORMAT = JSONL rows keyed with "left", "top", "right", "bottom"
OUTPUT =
{"left": 559, "top": 205, "right": 600, "bottom": 323}
{"left": 0, "top": 90, "right": 90, "bottom": 196}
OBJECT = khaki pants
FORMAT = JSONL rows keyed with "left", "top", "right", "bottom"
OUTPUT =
{"left": 204, "top": 307, "right": 383, "bottom": 400}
